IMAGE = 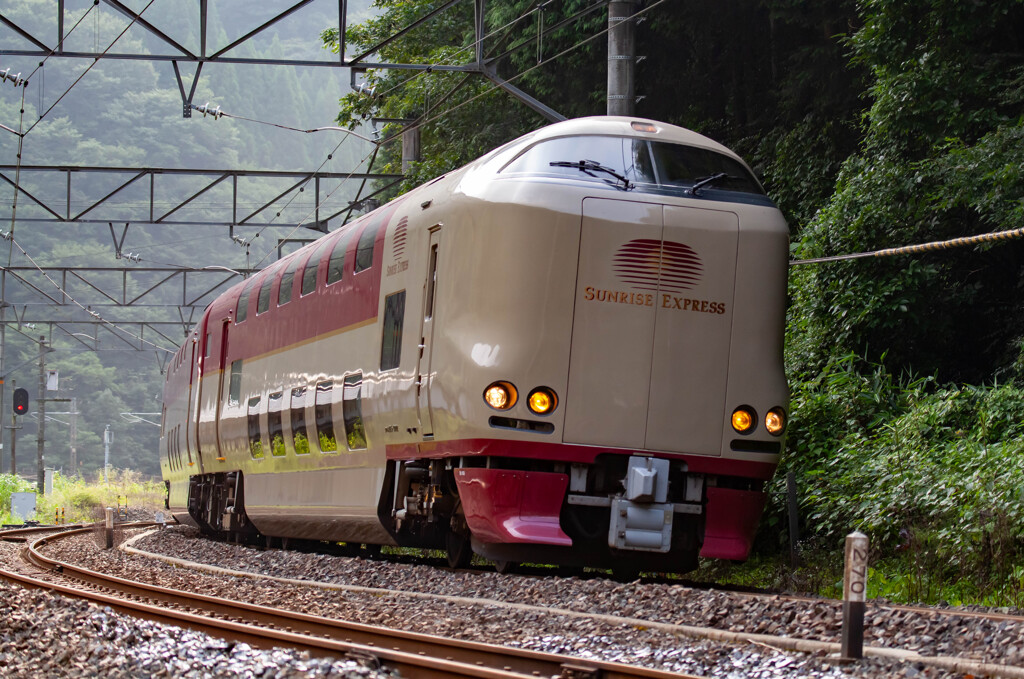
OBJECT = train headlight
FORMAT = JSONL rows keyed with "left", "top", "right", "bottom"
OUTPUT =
{"left": 731, "top": 406, "right": 756, "bottom": 434}
{"left": 527, "top": 387, "right": 558, "bottom": 415}
{"left": 484, "top": 381, "right": 517, "bottom": 410}
{"left": 765, "top": 407, "right": 786, "bottom": 436}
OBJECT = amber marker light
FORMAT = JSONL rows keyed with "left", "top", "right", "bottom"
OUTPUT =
{"left": 731, "top": 406, "right": 756, "bottom": 434}
{"left": 631, "top": 121, "right": 657, "bottom": 133}
{"left": 484, "top": 381, "right": 517, "bottom": 410}
{"left": 765, "top": 407, "right": 786, "bottom": 436}
{"left": 527, "top": 387, "right": 558, "bottom": 415}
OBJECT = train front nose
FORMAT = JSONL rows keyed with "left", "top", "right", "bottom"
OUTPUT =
{"left": 563, "top": 197, "right": 739, "bottom": 455}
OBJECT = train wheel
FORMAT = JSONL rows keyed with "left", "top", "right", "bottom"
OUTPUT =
{"left": 445, "top": 530, "right": 472, "bottom": 569}
{"left": 493, "top": 559, "right": 518, "bottom": 575}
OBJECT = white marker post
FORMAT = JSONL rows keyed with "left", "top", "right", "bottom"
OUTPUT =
{"left": 841, "top": 531, "right": 869, "bottom": 659}
{"left": 104, "top": 507, "right": 115, "bottom": 550}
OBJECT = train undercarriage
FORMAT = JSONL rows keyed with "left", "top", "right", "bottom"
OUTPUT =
{"left": 182, "top": 454, "right": 732, "bottom": 575}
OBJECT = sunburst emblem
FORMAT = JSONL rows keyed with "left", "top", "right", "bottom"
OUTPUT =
{"left": 613, "top": 239, "right": 702, "bottom": 292}
{"left": 393, "top": 216, "right": 408, "bottom": 261}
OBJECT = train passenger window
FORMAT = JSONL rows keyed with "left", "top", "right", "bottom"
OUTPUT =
{"left": 354, "top": 223, "right": 378, "bottom": 273}
{"left": 342, "top": 373, "right": 367, "bottom": 450}
{"left": 315, "top": 381, "right": 337, "bottom": 453}
{"left": 267, "top": 391, "right": 286, "bottom": 457}
{"left": 380, "top": 291, "right": 406, "bottom": 371}
{"left": 228, "top": 360, "right": 243, "bottom": 405}
{"left": 326, "top": 232, "right": 353, "bottom": 285}
{"left": 290, "top": 387, "right": 309, "bottom": 454}
{"left": 247, "top": 396, "right": 263, "bottom": 459}
{"left": 256, "top": 276, "right": 272, "bottom": 315}
{"left": 236, "top": 278, "right": 258, "bottom": 323}
{"left": 301, "top": 241, "right": 330, "bottom": 296}
{"left": 278, "top": 257, "right": 301, "bottom": 306}
{"left": 204, "top": 332, "right": 211, "bottom": 358}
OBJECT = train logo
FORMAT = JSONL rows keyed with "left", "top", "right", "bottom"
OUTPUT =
{"left": 614, "top": 238, "right": 702, "bottom": 292}
{"left": 387, "top": 217, "right": 410, "bottom": 277}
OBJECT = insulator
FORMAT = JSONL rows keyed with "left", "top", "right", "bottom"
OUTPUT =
{"left": 193, "top": 102, "right": 224, "bottom": 120}
{"left": 0, "top": 68, "right": 24, "bottom": 87}
{"left": 231, "top": 235, "right": 249, "bottom": 247}
{"left": 0, "top": 230, "right": 11, "bottom": 241}
{"left": 355, "top": 83, "right": 376, "bottom": 98}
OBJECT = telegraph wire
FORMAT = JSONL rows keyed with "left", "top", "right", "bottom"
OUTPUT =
{"left": 376, "top": 0, "right": 671, "bottom": 149}
{"left": 22, "top": 0, "right": 157, "bottom": 138}
{"left": 2, "top": 233, "right": 174, "bottom": 353}
{"left": 364, "top": 0, "right": 577, "bottom": 103}
{"left": 790, "top": 227, "right": 1024, "bottom": 265}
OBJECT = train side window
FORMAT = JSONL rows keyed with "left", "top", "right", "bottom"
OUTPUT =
{"left": 380, "top": 290, "right": 406, "bottom": 371}
{"left": 278, "top": 258, "right": 300, "bottom": 306}
{"left": 256, "top": 276, "right": 272, "bottom": 315}
{"left": 315, "top": 380, "right": 338, "bottom": 453}
{"left": 290, "top": 387, "right": 310, "bottom": 454}
{"left": 204, "top": 332, "right": 211, "bottom": 358}
{"left": 247, "top": 396, "right": 264, "bottom": 459}
{"left": 326, "top": 232, "right": 353, "bottom": 285}
{"left": 268, "top": 391, "right": 286, "bottom": 457}
{"left": 354, "top": 223, "right": 378, "bottom": 273}
{"left": 301, "top": 241, "right": 330, "bottom": 296}
{"left": 342, "top": 373, "right": 367, "bottom": 450}
{"left": 236, "top": 278, "right": 257, "bottom": 323}
{"left": 228, "top": 360, "right": 243, "bottom": 405}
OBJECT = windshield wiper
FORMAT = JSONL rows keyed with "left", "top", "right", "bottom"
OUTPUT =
{"left": 549, "top": 159, "right": 632, "bottom": 190}
{"left": 687, "top": 172, "right": 730, "bottom": 196}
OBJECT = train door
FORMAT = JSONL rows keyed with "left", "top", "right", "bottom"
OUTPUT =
{"left": 643, "top": 205, "right": 737, "bottom": 455}
{"left": 563, "top": 199, "right": 738, "bottom": 456}
{"left": 214, "top": 319, "right": 230, "bottom": 456}
{"left": 193, "top": 318, "right": 211, "bottom": 473}
{"left": 563, "top": 199, "right": 660, "bottom": 448}
{"left": 184, "top": 337, "right": 197, "bottom": 468}
{"left": 416, "top": 226, "right": 441, "bottom": 438}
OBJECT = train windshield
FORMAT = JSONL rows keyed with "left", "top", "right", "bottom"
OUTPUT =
{"left": 500, "top": 135, "right": 764, "bottom": 197}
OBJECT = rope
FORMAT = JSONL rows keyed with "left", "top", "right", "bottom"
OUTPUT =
{"left": 790, "top": 227, "right": 1024, "bottom": 266}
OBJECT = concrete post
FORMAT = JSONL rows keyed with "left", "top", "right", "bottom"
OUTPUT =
{"left": 607, "top": 0, "right": 636, "bottom": 116}
{"left": 841, "top": 531, "right": 869, "bottom": 659}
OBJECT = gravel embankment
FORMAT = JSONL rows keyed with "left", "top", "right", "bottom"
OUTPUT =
{"left": 19, "top": 524, "right": 1011, "bottom": 678}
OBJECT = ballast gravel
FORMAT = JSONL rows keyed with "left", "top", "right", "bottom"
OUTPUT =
{"left": 5, "top": 523, "right": 1019, "bottom": 679}
{"left": 0, "top": 579, "right": 393, "bottom": 678}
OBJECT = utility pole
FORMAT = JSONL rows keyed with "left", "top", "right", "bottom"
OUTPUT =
{"left": 8, "top": 377, "right": 15, "bottom": 475}
{"left": 70, "top": 397, "right": 78, "bottom": 475}
{"left": 103, "top": 425, "right": 111, "bottom": 483}
{"left": 607, "top": 0, "right": 637, "bottom": 116}
{"left": 37, "top": 336, "right": 46, "bottom": 493}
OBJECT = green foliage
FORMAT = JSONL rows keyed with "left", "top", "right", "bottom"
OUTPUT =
{"left": 787, "top": 1, "right": 1024, "bottom": 382}
{"left": 0, "top": 474, "right": 34, "bottom": 517}
{"left": 776, "top": 355, "right": 1024, "bottom": 602}
{"left": 318, "top": 430, "right": 337, "bottom": 453}
{"left": 294, "top": 432, "right": 310, "bottom": 455}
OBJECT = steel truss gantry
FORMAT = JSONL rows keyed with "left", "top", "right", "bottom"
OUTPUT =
{"left": 0, "top": 165, "right": 403, "bottom": 231}
{"left": 0, "top": 0, "right": 567, "bottom": 121}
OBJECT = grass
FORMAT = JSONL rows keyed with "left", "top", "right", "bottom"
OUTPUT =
{"left": 0, "top": 469, "right": 165, "bottom": 526}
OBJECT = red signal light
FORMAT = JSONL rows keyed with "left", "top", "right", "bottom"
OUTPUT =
{"left": 12, "top": 388, "right": 28, "bottom": 416}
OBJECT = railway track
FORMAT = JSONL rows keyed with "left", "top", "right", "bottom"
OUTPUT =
{"left": 0, "top": 524, "right": 699, "bottom": 679}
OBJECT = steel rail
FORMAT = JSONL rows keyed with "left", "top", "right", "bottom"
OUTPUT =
{"left": 0, "top": 527, "right": 699, "bottom": 679}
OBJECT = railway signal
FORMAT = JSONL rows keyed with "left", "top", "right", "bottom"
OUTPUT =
{"left": 12, "top": 388, "right": 28, "bottom": 416}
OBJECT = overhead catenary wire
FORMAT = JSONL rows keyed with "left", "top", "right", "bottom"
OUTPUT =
{"left": 1, "top": 233, "right": 175, "bottom": 353}
{"left": 789, "top": 227, "right": 1024, "bottom": 265}
{"left": 375, "top": 0, "right": 672, "bottom": 149}
{"left": 21, "top": 0, "right": 156, "bottom": 138}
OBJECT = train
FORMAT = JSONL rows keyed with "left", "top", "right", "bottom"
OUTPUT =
{"left": 160, "top": 116, "right": 789, "bottom": 574}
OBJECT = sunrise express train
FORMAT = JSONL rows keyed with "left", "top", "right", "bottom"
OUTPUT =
{"left": 160, "top": 117, "right": 789, "bottom": 573}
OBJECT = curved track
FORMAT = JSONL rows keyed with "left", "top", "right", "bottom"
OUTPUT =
{"left": 0, "top": 525, "right": 700, "bottom": 679}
